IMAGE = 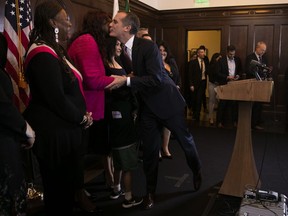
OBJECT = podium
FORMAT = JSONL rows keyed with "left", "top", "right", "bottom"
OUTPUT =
{"left": 215, "top": 79, "right": 274, "bottom": 197}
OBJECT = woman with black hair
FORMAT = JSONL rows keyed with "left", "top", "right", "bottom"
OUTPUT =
{"left": 23, "top": 1, "right": 92, "bottom": 214}
{"left": 68, "top": 11, "right": 121, "bottom": 196}
{"left": 104, "top": 36, "right": 142, "bottom": 208}
{"left": 158, "top": 41, "right": 180, "bottom": 159}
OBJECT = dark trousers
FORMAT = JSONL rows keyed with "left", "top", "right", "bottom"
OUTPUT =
{"left": 140, "top": 105, "right": 201, "bottom": 193}
{"left": 192, "top": 80, "right": 206, "bottom": 121}
{"left": 216, "top": 100, "right": 238, "bottom": 125}
{"left": 251, "top": 102, "right": 263, "bottom": 128}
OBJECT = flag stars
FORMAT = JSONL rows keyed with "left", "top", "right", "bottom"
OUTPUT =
{"left": 6, "top": 0, "right": 32, "bottom": 29}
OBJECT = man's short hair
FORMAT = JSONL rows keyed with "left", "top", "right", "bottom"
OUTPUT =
{"left": 122, "top": 12, "right": 140, "bottom": 35}
{"left": 227, "top": 45, "right": 236, "bottom": 52}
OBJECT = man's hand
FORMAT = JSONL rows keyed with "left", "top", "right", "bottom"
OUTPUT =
{"left": 105, "top": 75, "right": 127, "bottom": 90}
{"left": 190, "top": 86, "right": 194, "bottom": 92}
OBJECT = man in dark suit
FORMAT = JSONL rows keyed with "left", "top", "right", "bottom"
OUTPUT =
{"left": 107, "top": 11, "right": 202, "bottom": 209}
{"left": 187, "top": 47, "right": 209, "bottom": 122}
{"left": 215, "top": 45, "right": 242, "bottom": 127}
{"left": 245, "top": 41, "right": 272, "bottom": 129}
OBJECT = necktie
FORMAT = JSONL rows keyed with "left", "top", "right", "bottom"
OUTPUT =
{"left": 123, "top": 46, "right": 131, "bottom": 60}
{"left": 201, "top": 59, "right": 204, "bottom": 72}
{"left": 122, "top": 45, "right": 133, "bottom": 73}
{"left": 258, "top": 56, "right": 262, "bottom": 63}
{"left": 201, "top": 59, "right": 205, "bottom": 80}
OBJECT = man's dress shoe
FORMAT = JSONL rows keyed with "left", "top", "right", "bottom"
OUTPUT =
{"left": 193, "top": 170, "right": 202, "bottom": 191}
{"left": 142, "top": 193, "right": 154, "bottom": 210}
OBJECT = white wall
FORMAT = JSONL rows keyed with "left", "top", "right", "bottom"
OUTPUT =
{"left": 139, "top": 0, "right": 288, "bottom": 10}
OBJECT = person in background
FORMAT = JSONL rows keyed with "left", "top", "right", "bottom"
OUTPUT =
{"left": 108, "top": 11, "right": 202, "bottom": 210}
{"left": 136, "top": 27, "right": 149, "bottom": 38}
{"left": 105, "top": 36, "right": 143, "bottom": 208}
{"left": 208, "top": 53, "right": 222, "bottom": 125}
{"left": 23, "top": 1, "right": 92, "bottom": 214}
{"left": 188, "top": 46, "right": 209, "bottom": 122}
{"left": 0, "top": 32, "right": 35, "bottom": 216}
{"left": 216, "top": 45, "right": 242, "bottom": 128}
{"left": 142, "top": 33, "right": 152, "bottom": 40}
{"left": 190, "top": 51, "right": 198, "bottom": 61}
{"left": 199, "top": 45, "right": 209, "bottom": 113}
{"left": 186, "top": 51, "right": 198, "bottom": 116}
{"left": 68, "top": 11, "right": 122, "bottom": 202}
{"left": 158, "top": 40, "right": 180, "bottom": 160}
{"left": 245, "top": 41, "right": 272, "bottom": 130}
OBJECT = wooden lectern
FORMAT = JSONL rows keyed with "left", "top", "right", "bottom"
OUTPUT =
{"left": 215, "top": 79, "right": 274, "bottom": 197}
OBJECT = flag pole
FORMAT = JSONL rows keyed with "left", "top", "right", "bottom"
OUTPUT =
{"left": 125, "top": 0, "right": 130, "bottom": 12}
{"left": 15, "top": 0, "right": 27, "bottom": 89}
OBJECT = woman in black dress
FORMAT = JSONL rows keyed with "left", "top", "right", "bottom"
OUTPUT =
{"left": 23, "top": 1, "right": 92, "bottom": 214}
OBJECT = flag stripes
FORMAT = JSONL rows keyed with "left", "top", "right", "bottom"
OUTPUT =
{"left": 4, "top": 0, "right": 32, "bottom": 112}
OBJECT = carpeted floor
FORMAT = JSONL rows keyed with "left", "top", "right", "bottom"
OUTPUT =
{"left": 28, "top": 117, "right": 288, "bottom": 216}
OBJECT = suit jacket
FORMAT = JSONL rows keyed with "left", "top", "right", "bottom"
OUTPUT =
{"left": 216, "top": 56, "right": 242, "bottom": 85}
{"left": 124, "top": 37, "right": 186, "bottom": 119}
{"left": 188, "top": 58, "right": 209, "bottom": 89}
{"left": 245, "top": 52, "right": 269, "bottom": 79}
{"left": 68, "top": 34, "right": 114, "bottom": 120}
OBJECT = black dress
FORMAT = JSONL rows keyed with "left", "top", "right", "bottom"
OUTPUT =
{"left": 23, "top": 44, "right": 86, "bottom": 214}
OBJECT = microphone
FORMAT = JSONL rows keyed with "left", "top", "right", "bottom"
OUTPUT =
{"left": 250, "top": 59, "right": 270, "bottom": 71}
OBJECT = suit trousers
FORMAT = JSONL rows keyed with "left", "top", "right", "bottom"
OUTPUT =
{"left": 192, "top": 80, "right": 207, "bottom": 121}
{"left": 252, "top": 102, "right": 263, "bottom": 127}
{"left": 140, "top": 105, "right": 202, "bottom": 193}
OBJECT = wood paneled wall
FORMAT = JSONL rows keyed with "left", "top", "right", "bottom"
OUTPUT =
{"left": 1, "top": 1, "right": 287, "bottom": 117}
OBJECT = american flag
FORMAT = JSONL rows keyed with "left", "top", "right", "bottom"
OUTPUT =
{"left": 4, "top": 0, "right": 32, "bottom": 112}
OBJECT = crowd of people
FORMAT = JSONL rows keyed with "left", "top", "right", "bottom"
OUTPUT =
{"left": 0, "top": 0, "right": 273, "bottom": 215}
{"left": 187, "top": 41, "right": 272, "bottom": 129}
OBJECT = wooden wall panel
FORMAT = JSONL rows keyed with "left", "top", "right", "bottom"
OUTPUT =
{"left": 279, "top": 25, "right": 288, "bottom": 77}
{"left": 277, "top": 25, "right": 288, "bottom": 106}
{"left": 161, "top": 27, "right": 179, "bottom": 61}
{"left": 229, "top": 25, "right": 248, "bottom": 66}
